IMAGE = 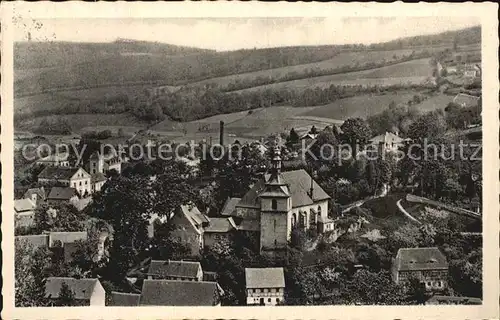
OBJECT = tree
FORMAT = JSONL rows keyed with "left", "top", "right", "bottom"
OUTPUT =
{"left": 337, "top": 270, "right": 407, "bottom": 305}
{"left": 290, "top": 226, "right": 307, "bottom": 250}
{"left": 288, "top": 128, "right": 300, "bottom": 145}
{"left": 340, "top": 118, "right": 372, "bottom": 158}
{"left": 15, "top": 240, "right": 52, "bottom": 307}
{"left": 54, "top": 282, "right": 77, "bottom": 306}
{"left": 309, "top": 125, "right": 318, "bottom": 135}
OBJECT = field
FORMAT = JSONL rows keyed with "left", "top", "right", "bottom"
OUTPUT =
{"left": 16, "top": 114, "right": 149, "bottom": 135}
{"left": 297, "top": 93, "right": 417, "bottom": 120}
{"left": 411, "top": 93, "right": 454, "bottom": 112}
{"left": 233, "top": 58, "right": 434, "bottom": 93}
{"left": 186, "top": 49, "right": 422, "bottom": 89}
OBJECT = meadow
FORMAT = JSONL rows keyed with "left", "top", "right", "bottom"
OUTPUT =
{"left": 233, "top": 58, "right": 434, "bottom": 93}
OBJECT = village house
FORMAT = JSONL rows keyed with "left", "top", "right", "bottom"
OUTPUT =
{"left": 168, "top": 204, "right": 209, "bottom": 256}
{"left": 38, "top": 166, "right": 92, "bottom": 196}
{"left": 453, "top": 93, "right": 480, "bottom": 108}
{"left": 232, "top": 147, "right": 333, "bottom": 255}
{"left": 23, "top": 187, "right": 46, "bottom": 206}
{"left": 45, "top": 277, "right": 106, "bottom": 306}
{"left": 48, "top": 231, "right": 88, "bottom": 263}
{"left": 46, "top": 187, "right": 79, "bottom": 205}
{"left": 245, "top": 267, "right": 285, "bottom": 306}
{"left": 139, "top": 280, "right": 223, "bottom": 306}
{"left": 393, "top": 247, "right": 449, "bottom": 291}
{"left": 14, "top": 198, "right": 37, "bottom": 228}
{"left": 202, "top": 217, "right": 238, "bottom": 248}
{"left": 35, "top": 152, "right": 71, "bottom": 167}
{"left": 147, "top": 260, "right": 203, "bottom": 281}
{"left": 368, "top": 131, "right": 404, "bottom": 154}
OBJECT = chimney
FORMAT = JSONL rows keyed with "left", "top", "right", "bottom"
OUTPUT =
{"left": 219, "top": 121, "right": 225, "bottom": 146}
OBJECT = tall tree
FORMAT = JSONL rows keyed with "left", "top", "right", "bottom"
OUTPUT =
{"left": 340, "top": 118, "right": 372, "bottom": 158}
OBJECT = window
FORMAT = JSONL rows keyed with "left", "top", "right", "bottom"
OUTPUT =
{"left": 274, "top": 219, "right": 276, "bottom": 231}
{"left": 268, "top": 298, "right": 271, "bottom": 302}
{"left": 274, "top": 239, "right": 277, "bottom": 247}
{"left": 271, "top": 199, "right": 277, "bottom": 210}
{"left": 276, "top": 298, "right": 280, "bottom": 304}
{"left": 79, "top": 181, "right": 82, "bottom": 186}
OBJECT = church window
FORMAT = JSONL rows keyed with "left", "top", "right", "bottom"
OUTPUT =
{"left": 271, "top": 199, "right": 277, "bottom": 210}
{"left": 274, "top": 219, "right": 276, "bottom": 231}
{"left": 292, "top": 213, "right": 297, "bottom": 226}
{"left": 309, "top": 209, "right": 315, "bottom": 227}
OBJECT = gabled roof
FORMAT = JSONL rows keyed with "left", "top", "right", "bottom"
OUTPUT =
{"left": 395, "top": 247, "right": 448, "bottom": 272}
{"left": 453, "top": 93, "right": 480, "bottom": 108}
{"left": 45, "top": 277, "right": 100, "bottom": 300}
{"left": 426, "top": 295, "right": 482, "bottom": 305}
{"left": 139, "top": 280, "right": 221, "bottom": 306}
{"left": 38, "top": 166, "right": 81, "bottom": 181}
{"left": 91, "top": 172, "right": 107, "bottom": 183}
{"left": 14, "top": 198, "right": 36, "bottom": 212}
{"left": 15, "top": 234, "right": 49, "bottom": 249}
{"left": 47, "top": 187, "right": 78, "bottom": 201}
{"left": 49, "top": 231, "right": 87, "bottom": 247}
{"left": 110, "top": 291, "right": 141, "bottom": 306}
{"left": 237, "top": 169, "right": 330, "bottom": 209}
{"left": 370, "top": 132, "right": 404, "bottom": 145}
{"left": 23, "top": 187, "right": 46, "bottom": 201}
{"left": 147, "top": 260, "right": 201, "bottom": 279}
{"left": 245, "top": 267, "right": 285, "bottom": 289}
{"left": 220, "top": 197, "right": 241, "bottom": 216}
{"left": 236, "top": 219, "right": 260, "bottom": 232}
{"left": 178, "top": 204, "right": 209, "bottom": 227}
{"left": 204, "top": 217, "right": 237, "bottom": 233}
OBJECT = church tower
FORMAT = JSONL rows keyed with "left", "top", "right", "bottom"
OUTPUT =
{"left": 259, "top": 146, "right": 291, "bottom": 255}
{"left": 89, "top": 152, "right": 104, "bottom": 174}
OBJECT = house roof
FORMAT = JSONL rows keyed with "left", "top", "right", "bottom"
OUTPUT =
{"left": 426, "top": 295, "right": 482, "bottom": 305}
{"left": 147, "top": 260, "right": 201, "bottom": 279}
{"left": 15, "top": 234, "right": 49, "bottom": 249}
{"left": 110, "top": 292, "right": 141, "bottom": 306}
{"left": 236, "top": 219, "right": 260, "bottom": 232}
{"left": 453, "top": 93, "right": 480, "bottom": 108}
{"left": 361, "top": 229, "right": 386, "bottom": 242}
{"left": 245, "top": 267, "right": 285, "bottom": 289}
{"left": 38, "top": 166, "right": 80, "bottom": 181}
{"left": 23, "top": 187, "right": 46, "bottom": 201}
{"left": 220, "top": 197, "right": 241, "bottom": 216}
{"left": 45, "top": 277, "right": 100, "bottom": 300}
{"left": 139, "top": 280, "right": 221, "bottom": 306}
{"left": 179, "top": 204, "right": 209, "bottom": 225}
{"left": 14, "top": 198, "right": 36, "bottom": 212}
{"left": 204, "top": 217, "right": 237, "bottom": 233}
{"left": 395, "top": 247, "right": 448, "bottom": 272}
{"left": 237, "top": 169, "right": 330, "bottom": 209}
{"left": 49, "top": 231, "right": 87, "bottom": 247}
{"left": 91, "top": 172, "right": 107, "bottom": 183}
{"left": 47, "top": 187, "right": 78, "bottom": 201}
{"left": 370, "top": 132, "right": 403, "bottom": 145}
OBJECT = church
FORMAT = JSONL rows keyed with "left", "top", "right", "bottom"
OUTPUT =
{"left": 224, "top": 146, "right": 335, "bottom": 255}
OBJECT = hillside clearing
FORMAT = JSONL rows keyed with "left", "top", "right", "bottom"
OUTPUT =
{"left": 232, "top": 58, "right": 434, "bottom": 93}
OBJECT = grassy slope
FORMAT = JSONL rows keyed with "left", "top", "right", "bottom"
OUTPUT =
{"left": 299, "top": 93, "right": 417, "bottom": 120}
{"left": 232, "top": 58, "right": 434, "bottom": 93}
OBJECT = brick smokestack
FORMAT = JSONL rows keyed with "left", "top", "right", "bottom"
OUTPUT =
{"left": 219, "top": 121, "right": 225, "bottom": 146}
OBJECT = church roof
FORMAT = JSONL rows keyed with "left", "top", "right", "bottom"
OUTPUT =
{"left": 237, "top": 169, "right": 330, "bottom": 209}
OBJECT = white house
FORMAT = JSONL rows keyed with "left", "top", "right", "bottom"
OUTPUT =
{"left": 38, "top": 166, "right": 92, "bottom": 196}
{"left": 14, "top": 198, "right": 37, "bottom": 228}
{"left": 245, "top": 267, "right": 285, "bottom": 306}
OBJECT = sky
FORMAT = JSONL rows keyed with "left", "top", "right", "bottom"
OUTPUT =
{"left": 14, "top": 17, "right": 480, "bottom": 51}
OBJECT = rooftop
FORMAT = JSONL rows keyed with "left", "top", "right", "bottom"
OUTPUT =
{"left": 147, "top": 260, "right": 202, "bottom": 279}
{"left": 47, "top": 187, "right": 78, "bottom": 201}
{"left": 139, "top": 280, "right": 221, "bottom": 306}
{"left": 37, "top": 152, "right": 70, "bottom": 163}
{"left": 110, "top": 291, "right": 141, "bottom": 306}
{"left": 204, "top": 217, "right": 237, "bottom": 233}
{"left": 38, "top": 166, "right": 81, "bottom": 181}
{"left": 23, "top": 187, "right": 46, "bottom": 201}
{"left": 49, "top": 231, "right": 88, "bottom": 247}
{"left": 14, "top": 198, "right": 36, "bottom": 212}
{"left": 395, "top": 247, "right": 448, "bottom": 272}
{"left": 370, "top": 132, "right": 404, "bottom": 145}
{"left": 453, "top": 93, "right": 480, "bottom": 108}
{"left": 245, "top": 267, "right": 285, "bottom": 289}
{"left": 15, "top": 234, "right": 49, "bottom": 249}
{"left": 220, "top": 197, "right": 241, "bottom": 216}
{"left": 45, "top": 277, "right": 100, "bottom": 300}
{"left": 237, "top": 169, "right": 330, "bottom": 209}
